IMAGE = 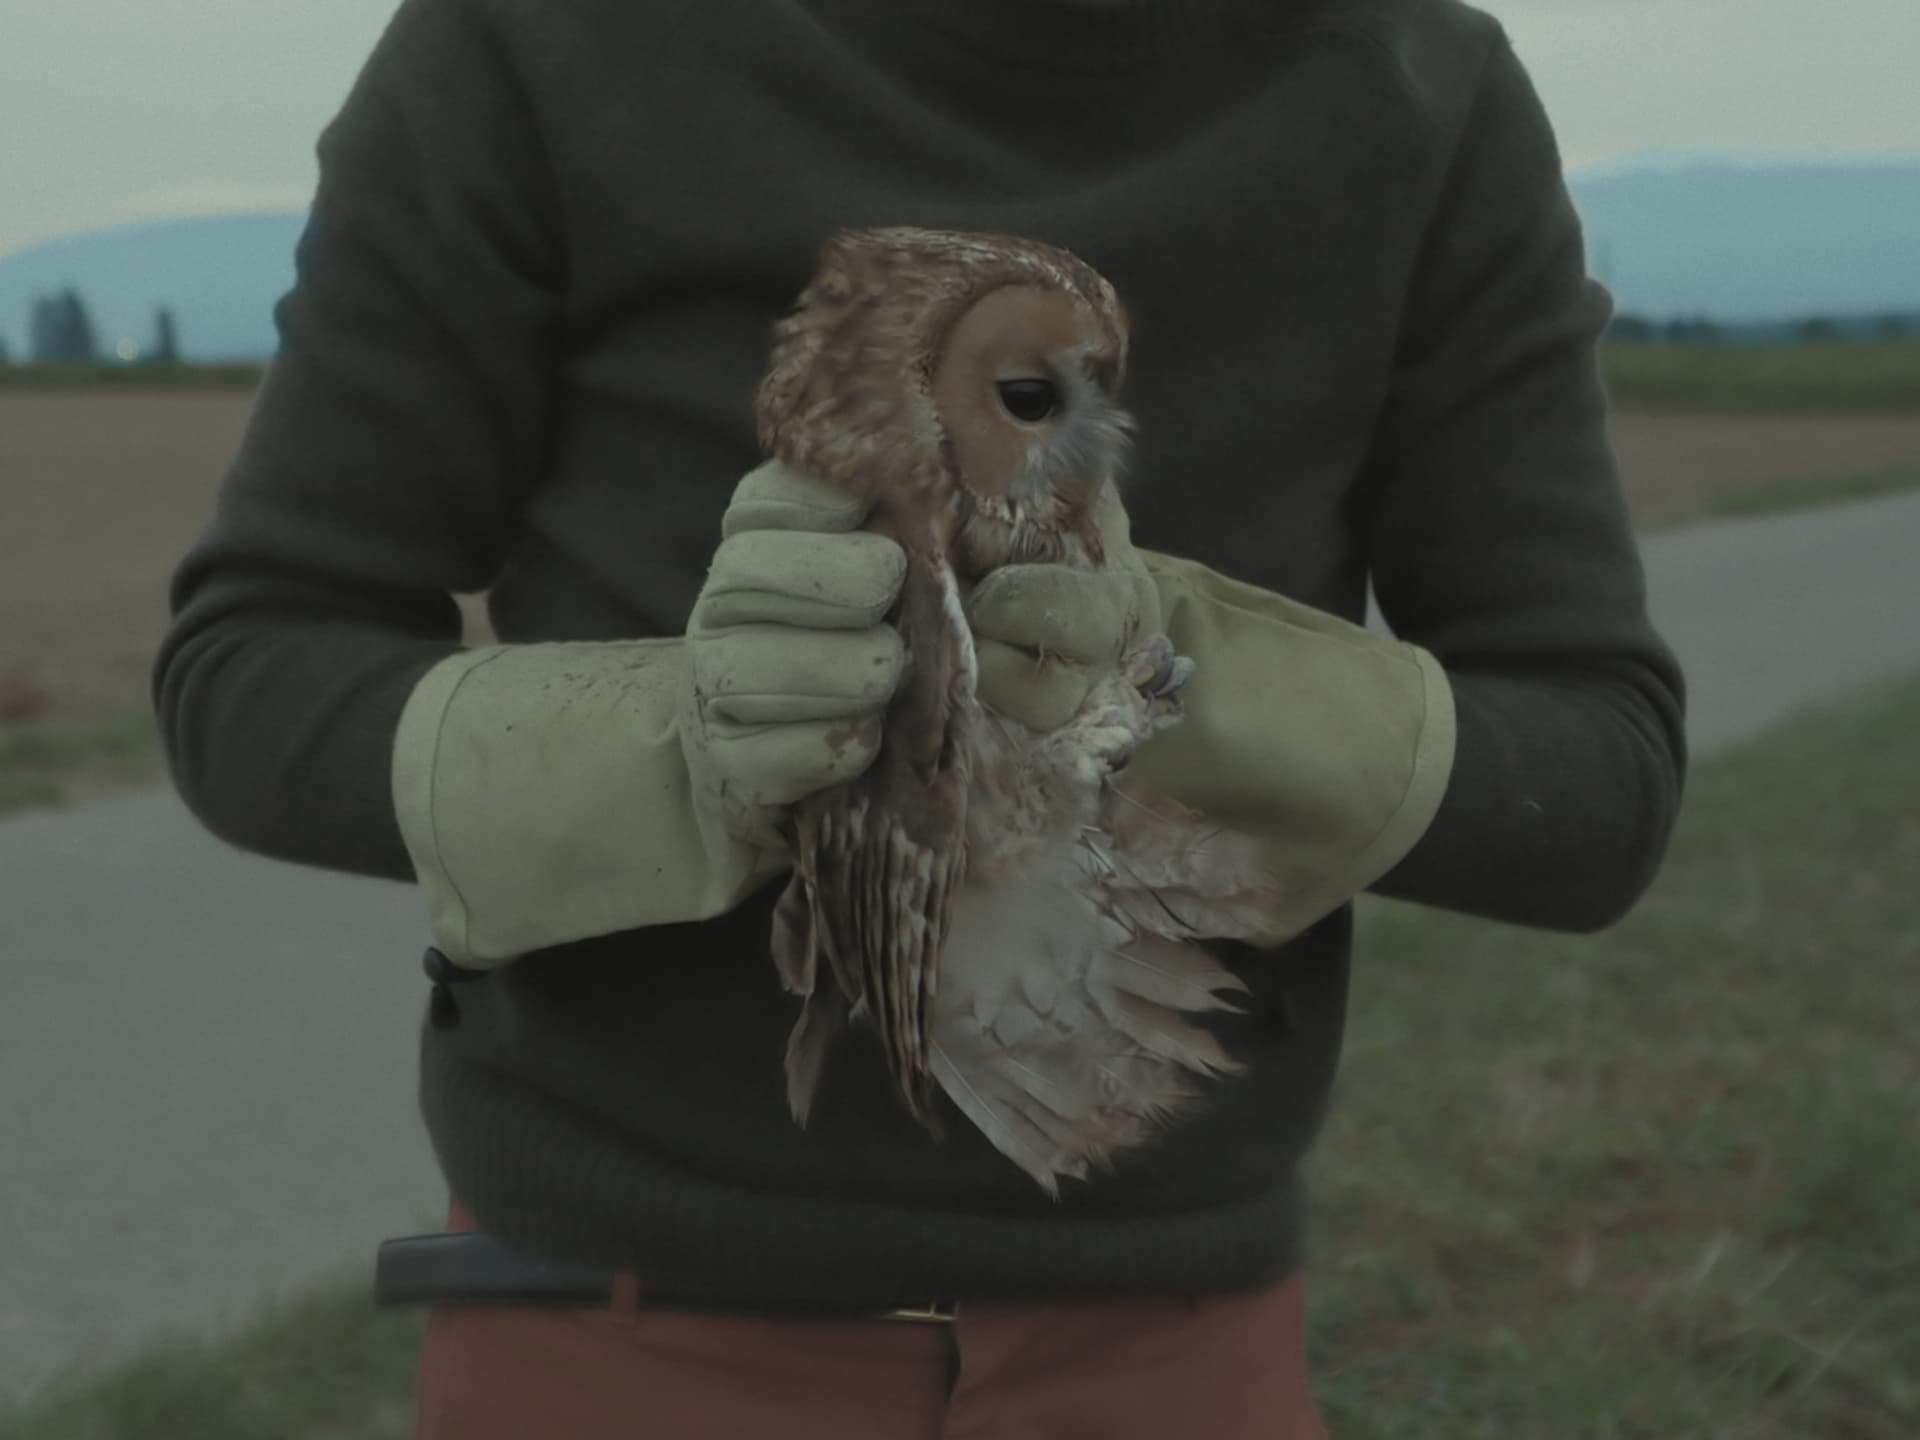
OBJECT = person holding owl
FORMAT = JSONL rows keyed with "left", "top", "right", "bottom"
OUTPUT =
{"left": 155, "top": 0, "right": 1686, "bottom": 1435}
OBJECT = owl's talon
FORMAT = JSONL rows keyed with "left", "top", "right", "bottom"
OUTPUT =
{"left": 1124, "top": 633, "right": 1175, "bottom": 691}
{"left": 1147, "top": 654, "right": 1195, "bottom": 700}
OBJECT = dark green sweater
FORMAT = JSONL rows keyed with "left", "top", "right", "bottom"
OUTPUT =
{"left": 154, "top": 0, "right": 1685, "bottom": 1305}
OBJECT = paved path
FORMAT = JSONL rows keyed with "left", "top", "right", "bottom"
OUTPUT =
{"left": 1636, "top": 491, "right": 1920, "bottom": 751}
{"left": 0, "top": 807, "right": 437, "bottom": 1401}
{"left": 4, "top": 490, "right": 1919, "bottom": 1402}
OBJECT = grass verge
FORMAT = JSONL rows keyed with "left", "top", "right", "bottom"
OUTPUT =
{"left": 1635, "top": 460, "right": 1920, "bottom": 532}
{"left": 1698, "top": 460, "right": 1920, "bottom": 525}
{"left": 5, "top": 674, "right": 1918, "bottom": 1434}
{"left": 0, "top": 710, "right": 164, "bottom": 817}
{"left": 1310, "top": 670, "right": 1920, "bottom": 1437}
{"left": 1601, "top": 338, "right": 1920, "bottom": 413}
{"left": 0, "top": 1276, "right": 425, "bottom": 1440}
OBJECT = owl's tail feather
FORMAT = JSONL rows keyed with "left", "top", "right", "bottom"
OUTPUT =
{"left": 1092, "top": 987, "right": 1245, "bottom": 1078}
{"left": 783, "top": 983, "right": 849, "bottom": 1128}
{"left": 929, "top": 1042, "right": 1086, "bottom": 1201}
{"left": 809, "top": 803, "right": 961, "bottom": 1127}
{"left": 770, "top": 873, "right": 817, "bottom": 996}
{"left": 929, "top": 866, "right": 1250, "bottom": 1197}
{"left": 1084, "top": 930, "right": 1251, "bottom": 1014}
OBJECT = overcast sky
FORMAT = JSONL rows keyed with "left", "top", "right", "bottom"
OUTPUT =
{"left": 2, "top": 0, "right": 1914, "bottom": 259}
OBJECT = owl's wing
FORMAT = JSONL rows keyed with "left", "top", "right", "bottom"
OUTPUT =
{"left": 777, "top": 785, "right": 966, "bottom": 1126}
{"left": 919, "top": 636, "right": 1308, "bottom": 1194}
{"left": 1085, "top": 776, "right": 1294, "bottom": 948}
{"left": 929, "top": 846, "right": 1248, "bottom": 1197}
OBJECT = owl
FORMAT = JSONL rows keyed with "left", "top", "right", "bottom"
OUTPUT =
{"left": 755, "top": 227, "right": 1287, "bottom": 1195}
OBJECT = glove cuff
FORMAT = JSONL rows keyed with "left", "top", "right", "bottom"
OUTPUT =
{"left": 1348, "top": 642, "right": 1455, "bottom": 897}
{"left": 391, "top": 641, "right": 784, "bottom": 969}
{"left": 1136, "top": 552, "right": 1457, "bottom": 940}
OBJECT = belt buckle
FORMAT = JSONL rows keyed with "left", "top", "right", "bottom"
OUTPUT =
{"left": 883, "top": 1300, "right": 958, "bottom": 1324}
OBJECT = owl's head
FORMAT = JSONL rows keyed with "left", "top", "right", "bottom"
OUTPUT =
{"left": 757, "top": 227, "right": 1133, "bottom": 570}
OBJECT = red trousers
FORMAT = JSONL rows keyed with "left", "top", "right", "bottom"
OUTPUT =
{"left": 413, "top": 1205, "right": 1328, "bottom": 1439}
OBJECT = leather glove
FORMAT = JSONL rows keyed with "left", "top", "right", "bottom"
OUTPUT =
{"left": 679, "top": 463, "right": 909, "bottom": 848}
{"left": 389, "top": 461, "right": 909, "bottom": 968}
{"left": 1131, "top": 552, "right": 1456, "bottom": 941}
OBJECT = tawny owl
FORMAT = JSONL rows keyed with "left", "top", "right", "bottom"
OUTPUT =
{"left": 755, "top": 227, "right": 1286, "bottom": 1195}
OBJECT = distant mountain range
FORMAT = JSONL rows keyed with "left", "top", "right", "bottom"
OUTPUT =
{"left": 2, "top": 153, "right": 1917, "bottom": 361}
{"left": 0, "top": 212, "right": 305, "bottom": 362}
{"left": 1571, "top": 154, "right": 1920, "bottom": 325}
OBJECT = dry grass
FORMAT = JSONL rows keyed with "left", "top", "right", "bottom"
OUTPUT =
{"left": 0, "top": 386, "right": 486, "bottom": 813}
{"left": 0, "top": 389, "right": 250, "bottom": 724}
{"left": 0, "top": 388, "right": 253, "bottom": 808}
{"left": 1615, "top": 412, "right": 1920, "bottom": 531}
{"left": 1601, "top": 338, "right": 1920, "bottom": 414}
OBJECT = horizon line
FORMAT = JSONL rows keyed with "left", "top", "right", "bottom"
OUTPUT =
{"left": 5, "top": 144, "right": 1920, "bottom": 263}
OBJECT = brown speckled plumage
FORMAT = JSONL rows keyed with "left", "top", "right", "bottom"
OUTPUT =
{"left": 757, "top": 227, "right": 1288, "bottom": 1193}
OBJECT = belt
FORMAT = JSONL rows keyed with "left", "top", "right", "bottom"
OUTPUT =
{"left": 374, "top": 1230, "right": 959, "bottom": 1325}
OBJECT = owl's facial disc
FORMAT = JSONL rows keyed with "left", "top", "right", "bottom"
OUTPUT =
{"left": 931, "top": 284, "right": 1131, "bottom": 519}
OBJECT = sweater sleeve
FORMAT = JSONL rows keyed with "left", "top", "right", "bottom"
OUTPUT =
{"left": 1364, "top": 29, "right": 1687, "bottom": 933}
{"left": 152, "top": 0, "right": 564, "bottom": 882}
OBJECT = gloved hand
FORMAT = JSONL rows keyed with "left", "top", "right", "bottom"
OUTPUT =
{"left": 390, "top": 461, "right": 910, "bottom": 969}
{"left": 678, "top": 463, "right": 909, "bottom": 849}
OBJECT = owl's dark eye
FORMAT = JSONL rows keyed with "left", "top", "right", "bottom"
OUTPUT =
{"left": 996, "top": 377, "right": 1060, "bottom": 424}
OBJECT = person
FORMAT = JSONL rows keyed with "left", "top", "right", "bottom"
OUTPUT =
{"left": 153, "top": 0, "right": 1687, "bottom": 1434}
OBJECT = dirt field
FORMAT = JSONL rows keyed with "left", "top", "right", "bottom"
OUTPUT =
{"left": 1, "top": 389, "right": 249, "bottom": 728}
{"left": 1611, "top": 411, "right": 1920, "bottom": 528}
{"left": 5, "top": 388, "right": 1920, "bottom": 736}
